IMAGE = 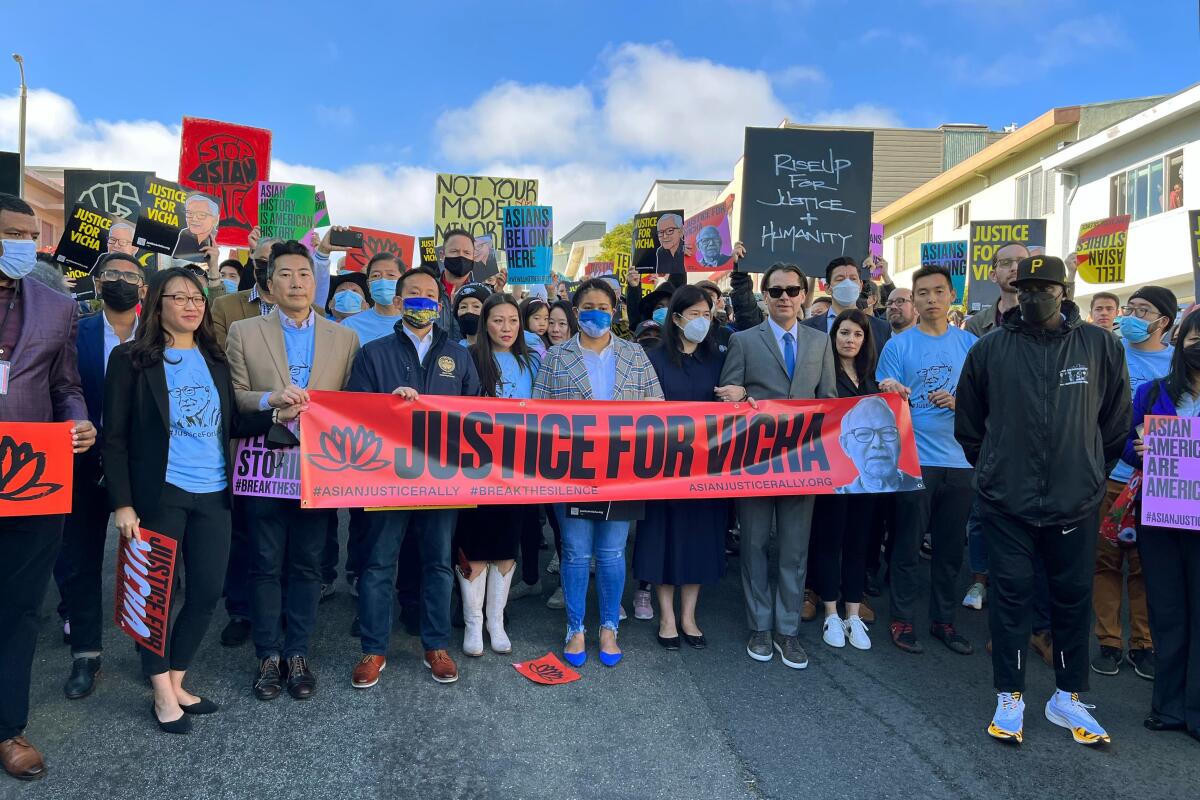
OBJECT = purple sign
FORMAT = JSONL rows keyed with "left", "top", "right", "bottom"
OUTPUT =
{"left": 233, "top": 435, "right": 300, "bottom": 499}
{"left": 1140, "top": 414, "right": 1200, "bottom": 531}
{"left": 869, "top": 222, "right": 884, "bottom": 278}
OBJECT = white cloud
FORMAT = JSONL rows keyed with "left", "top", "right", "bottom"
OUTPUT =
{"left": 859, "top": 29, "right": 925, "bottom": 50}
{"left": 973, "top": 14, "right": 1125, "bottom": 87}
{"left": 437, "top": 82, "right": 595, "bottom": 163}
{"left": 806, "top": 104, "right": 904, "bottom": 128}
{"left": 601, "top": 43, "right": 789, "bottom": 171}
{"left": 773, "top": 65, "right": 826, "bottom": 87}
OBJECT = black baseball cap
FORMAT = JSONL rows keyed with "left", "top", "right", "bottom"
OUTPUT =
{"left": 1012, "top": 255, "right": 1067, "bottom": 288}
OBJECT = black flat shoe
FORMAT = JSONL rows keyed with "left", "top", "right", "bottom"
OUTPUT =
{"left": 1144, "top": 714, "right": 1186, "bottom": 731}
{"left": 682, "top": 632, "right": 708, "bottom": 649}
{"left": 179, "top": 698, "right": 219, "bottom": 715}
{"left": 656, "top": 634, "right": 681, "bottom": 651}
{"left": 220, "top": 619, "right": 251, "bottom": 647}
{"left": 151, "top": 704, "right": 192, "bottom": 735}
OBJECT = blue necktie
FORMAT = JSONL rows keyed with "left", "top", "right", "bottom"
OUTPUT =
{"left": 782, "top": 331, "right": 796, "bottom": 380}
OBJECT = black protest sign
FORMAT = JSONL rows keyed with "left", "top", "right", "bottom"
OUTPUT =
{"left": 0, "top": 151, "right": 19, "bottom": 196}
{"left": 133, "top": 177, "right": 208, "bottom": 256}
{"left": 63, "top": 169, "right": 156, "bottom": 220}
{"left": 418, "top": 236, "right": 440, "bottom": 267}
{"left": 1188, "top": 210, "right": 1200, "bottom": 300}
{"left": 738, "top": 127, "right": 873, "bottom": 275}
{"left": 54, "top": 204, "right": 117, "bottom": 302}
{"left": 631, "top": 210, "right": 685, "bottom": 275}
{"left": 966, "top": 220, "right": 1047, "bottom": 312}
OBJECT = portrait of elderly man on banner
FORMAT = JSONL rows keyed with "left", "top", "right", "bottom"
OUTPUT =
{"left": 836, "top": 396, "right": 924, "bottom": 494}
{"left": 173, "top": 193, "right": 219, "bottom": 258}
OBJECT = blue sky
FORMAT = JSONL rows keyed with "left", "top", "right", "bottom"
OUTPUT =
{"left": 2, "top": 0, "right": 1196, "bottom": 233}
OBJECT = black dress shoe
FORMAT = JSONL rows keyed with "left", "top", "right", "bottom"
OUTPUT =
{"left": 63, "top": 657, "right": 101, "bottom": 700}
{"left": 682, "top": 632, "right": 708, "bottom": 650}
{"left": 657, "top": 633, "right": 681, "bottom": 651}
{"left": 253, "top": 656, "right": 283, "bottom": 701}
{"left": 1144, "top": 714, "right": 1186, "bottom": 732}
{"left": 151, "top": 704, "right": 192, "bottom": 735}
{"left": 220, "top": 618, "right": 251, "bottom": 647}
{"left": 179, "top": 698, "right": 219, "bottom": 715}
{"left": 864, "top": 572, "right": 881, "bottom": 598}
{"left": 286, "top": 656, "right": 317, "bottom": 700}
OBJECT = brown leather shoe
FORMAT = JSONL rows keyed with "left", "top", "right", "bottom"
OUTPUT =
{"left": 858, "top": 597, "right": 876, "bottom": 624}
{"left": 423, "top": 649, "right": 459, "bottom": 684}
{"left": 351, "top": 655, "right": 386, "bottom": 689}
{"left": 1030, "top": 631, "right": 1054, "bottom": 667}
{"left": 0, "top": 736, "right": 46, "bottom": 781}
{"left": 801, "top": 590, "right": 818, "bottom": 622}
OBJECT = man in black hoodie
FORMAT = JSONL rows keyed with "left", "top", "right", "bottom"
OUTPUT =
{"left": 955, "top": 255, "right": 1130, "bottom": 748}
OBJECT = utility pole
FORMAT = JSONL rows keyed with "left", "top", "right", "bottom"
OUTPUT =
{"left": 11, "top": 54, "right": 26, "bottom": 199}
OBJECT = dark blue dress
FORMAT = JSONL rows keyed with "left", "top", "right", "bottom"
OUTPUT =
{"left": 632, "top": 344, "right": 729, "bottom": 586}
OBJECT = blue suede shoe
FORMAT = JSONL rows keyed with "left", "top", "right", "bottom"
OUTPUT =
{"left": 599, "top": 650, "right": 623, "bottom": 667}
{"left": 563, "top": 649, "right": 587, "bottom": 668}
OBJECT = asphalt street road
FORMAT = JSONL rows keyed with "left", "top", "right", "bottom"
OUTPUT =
{"left": 5, "top": 517, "right": 1198, "bottom": 800}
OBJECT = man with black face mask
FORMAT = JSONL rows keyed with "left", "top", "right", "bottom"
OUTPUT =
{"left": 211, "top": 235, "right": 284, "bottom": 351}
{"left": 956, "top": 255, "right": 1130, "bottom": 748}
{"left": 438, "top": 229, "right": 478, "bottom": 341}
{"left": 57, "top": 253, "right": 146, "bottom": 701}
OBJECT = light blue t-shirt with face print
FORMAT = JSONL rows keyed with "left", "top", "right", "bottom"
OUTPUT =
{"left": 1110, "top": 339, "right": 1174, "bottom": 483}
{"left": 163, "top": 347, "right": 226, "bottom": 493}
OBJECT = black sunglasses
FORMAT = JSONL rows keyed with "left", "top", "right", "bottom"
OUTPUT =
{"left": 766, "top": 286, "right": 803, "bottom": 299}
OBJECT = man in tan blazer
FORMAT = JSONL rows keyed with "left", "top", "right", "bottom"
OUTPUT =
{"left": 225, "top": 241, "right": 358, "bottom": 704}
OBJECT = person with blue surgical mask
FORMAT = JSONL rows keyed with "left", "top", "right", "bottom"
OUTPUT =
{"left": 341, "top": 253, "right": 405, "bottom": 345}
{"left": 218, "top": 259, "right": 244, "bottom": 297}
{"left": 325, "top": 272, "right": 370, "bottom": 323}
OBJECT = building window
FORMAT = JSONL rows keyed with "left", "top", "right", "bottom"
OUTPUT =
{"left": 895, "top": 221, "right": 933, "bottom": 272}
{"left": 953, "top": 201, "right": 970, "bottom": 229}
{"left": 1112, "top": 150, "right": 1183, "bottom": 220}
{"left": 1015, "top": 167, "right": 1054, "bottom": 218}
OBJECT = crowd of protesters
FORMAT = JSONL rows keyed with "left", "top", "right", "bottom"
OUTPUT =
{"left": 2, "top": 190, "right": 1199, "bottom": 782}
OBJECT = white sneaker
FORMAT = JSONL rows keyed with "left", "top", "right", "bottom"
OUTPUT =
{"left": 546, "top": 554, "right": 560, "bottom": 574}
{"left": 508, "top": 578, "right": 542, "bottom": 600}
{"left": 962, "top": 582, "right": 986, "bottom": 610}
{"left": 822, "top": 614, "right": 846, "bottom": 648}
{"left": 846, "top": 615, "right": 871, "bottom": 650}
{"left": 546, "top": 586, "right": 565, "bottom": 609}
{"left": 619, "top": 604, "right": 628, "bottom": 621}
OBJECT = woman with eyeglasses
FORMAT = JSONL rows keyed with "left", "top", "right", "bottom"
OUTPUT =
{"left": 811, "top": 309, "right": 881, "bottom": 650}
{"left": 1122, "top": 307, "right": 1200, "bottom": 743}
{"left": 103, "top": 267, "right": 299, "bottom": 734}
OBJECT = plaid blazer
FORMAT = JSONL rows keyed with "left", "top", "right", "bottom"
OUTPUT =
{"left": 533, "top": 335, "right": 663, "bottom": 401}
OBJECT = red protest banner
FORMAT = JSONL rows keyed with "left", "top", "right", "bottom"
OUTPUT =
{"left": 178, "top": 117, "right": 272, "bottom": 248}
{"left": 684, "top": 196, "right": 737, "bottom": 272}
{"left": 0, "top": 422, "right": 74, "bottom": 516}
{"left": 114, "top": 529, "right": 178, "bottom": 657}
{"left": 513, "top": 653, "right": 581, "bottom": 685}
{"left": 298, "top": 391, "right": 922, "bottom": 509}
{"left": 342, "top": 227, "right": 417, "bottom": 273}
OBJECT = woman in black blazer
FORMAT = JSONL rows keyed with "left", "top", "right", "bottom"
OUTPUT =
{"left": 103, "top": 267, "right": 299, "bottom": 734}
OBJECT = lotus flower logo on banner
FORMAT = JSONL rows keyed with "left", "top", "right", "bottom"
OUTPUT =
{"left": 0, "top": 423, "right": 74, "bottom": 517}
{"left": 306, "top": 426, "right": 390, "bottom": 472}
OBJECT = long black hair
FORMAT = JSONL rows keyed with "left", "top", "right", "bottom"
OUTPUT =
{"left": 661, "top": 285, "right": 718, "bottom": 367}
{"left": 1164, "top": 308, "right": 1200, "bottom": 405}
{"left": 128, "top": 267, "right": 225, "bottom": 370}
{"left": 830, "top": 309, "right": 877, "bottom": 382}
{"left": 547, "top": 299, "right": 578, "bottom": 343}
{"left": 519, "top": 296, "right": 551, "bottom": 348}
{"left": 470, "top": 293, "right": 536, "bottom": 398}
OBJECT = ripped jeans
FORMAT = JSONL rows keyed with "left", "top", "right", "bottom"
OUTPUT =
{"left": 556, "top": 508, "right": 629, "bottom": 643}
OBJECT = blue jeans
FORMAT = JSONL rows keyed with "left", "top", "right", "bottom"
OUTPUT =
{"left": 556, "top": 507, "right": 629, "bottom": 642}
{"left": 358, "top": 509, "right": 456, "bottom": 654}
{"left": 967, "top": 500, "right": 988, "bottom": 576}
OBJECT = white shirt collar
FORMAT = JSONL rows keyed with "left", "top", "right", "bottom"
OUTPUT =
{"left": 280, "top": 310, "right": 316, "bottom": 331}
{"left": 101, "top": 308, "right": 138, "bottom": 340}
{"left": 767, "top": 315, "right": 799, "bottom": 342}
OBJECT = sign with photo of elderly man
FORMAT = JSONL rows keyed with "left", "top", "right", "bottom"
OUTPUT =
{"left": 683, "top": 196, "right": 736, "bottom": 272}
{"left": 133, "top": 176, "right": 219, "bottom": 258}
{"left": 835, "top": 396, "right": 925, "bottom": 494}
{"left": 632, "top": 209, "right": 686, "bottom": 275}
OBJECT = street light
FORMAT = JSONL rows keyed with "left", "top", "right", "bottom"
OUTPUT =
{"left": 12, "top": 53, "right": 26, "bottom": 199}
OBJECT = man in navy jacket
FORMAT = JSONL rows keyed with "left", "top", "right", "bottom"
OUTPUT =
{"left": 345, "top": 266, "right": 480, "bottom": 689}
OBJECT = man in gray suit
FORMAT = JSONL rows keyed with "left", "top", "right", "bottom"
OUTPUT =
{"left": 720, "top": 262, "right": 837, "bottom": 669}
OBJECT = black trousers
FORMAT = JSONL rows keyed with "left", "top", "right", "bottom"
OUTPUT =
{"left": 890, "top": 466, "right": 973, "bottom": 626}
{"left": 1138, "top": 525, "right": 1200, "bottom": 733}
{"left": 245, "top": 496, "right": 331, "bottom": 660}
{"left": 518, "top": 505, "right": 543, "bottom": 585}
{"left": 223, "top": 495, "right": 251, "bottom": 621}
{"left": 980, "top": 502, "right": 1097, "bottom": 694}
{"left": 0, "top": 514, "right": 64, "bottom": 741}
{"left": 139, "top": 485, "right": 231, "bottom": 675}
{"left": 811, "top": 494, "right": 877, "bottom": 605}
{"left": 866, "top": 495, "right": 894, "bottom": 577}
{"left": 59, "top": 459, "right": 111, "bottom": 656}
